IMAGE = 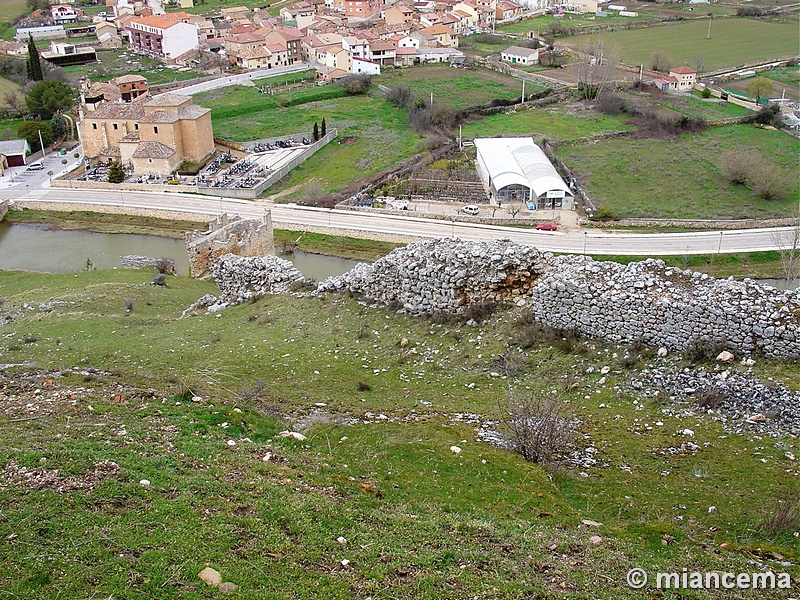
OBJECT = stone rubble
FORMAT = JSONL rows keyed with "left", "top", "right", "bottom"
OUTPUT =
{"left": 631, "top": 366, "right": 800, "bottom": 437}
{"left": 207, "top": 253, "right": 308, "bottom": 311}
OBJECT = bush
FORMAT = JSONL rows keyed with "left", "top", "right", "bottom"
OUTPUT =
{"left": 701, "top": 87, "right": 712, "bottom": 98}
{"left": 501, "top": 389, "right": 577, "bottom": 466}
{"left": 720, "top": 149, "right": 757, "bottom": 185}
{"left": 154, "top": 258, "right": 175, "bottom": 275}
{"left": 754, "top": 103, "right": 782, "bottom": 127}
{"left": 107, "top": 160, "right": 125, "bottom": 184}
{"left": 684, "top": 336, "right": 727, "bottom": 364}
{"left": 751, "top": 163, "right": 790, "bottom": 201}
{"left": 758, "top": 498, "right": 800, "bottom": 536}
{"left": 592, "top": 205, "right": 617, "bottom": 221}
{"left": 384, "top": 84, "right": 413, "bottom": 108}
{"left": 337, "top": 74, "right": 371, "bottom": 95}
{"left": 596, "top": 92, "right": 626, "bottom": 115}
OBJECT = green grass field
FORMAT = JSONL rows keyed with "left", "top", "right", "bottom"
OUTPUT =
{"left": 195, "top": 85, "right": 422, "bottom": 195}
{"left": 0, "top": 0, "right": 26, "bottom": 28}
{"left": 560, "top": 17, "right": 799, "bottom": 71}
{"left": 0, "top": 118, "right": 24, "bottom": 142}
{"left": 560, "top": 124, "right": 800, "bottom": 219}
{"left": 0, "top": 267, "right": 797, "bottom": 599}
{"left": 376, "top": 64, "right": 542, "bottom": 110}
{"left": 462, "top": 102, "right": 635, "bottom": 141}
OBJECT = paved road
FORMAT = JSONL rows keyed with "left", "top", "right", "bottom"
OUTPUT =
{"left": 173, "top": 63, "right": 313, "bottom": 96}
{"left": 5, "top": 186, "right": 797, "bottom": 257}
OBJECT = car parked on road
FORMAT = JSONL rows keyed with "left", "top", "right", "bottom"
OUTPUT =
{"left": 26, "top": 161, "right": 44, "bottom": 170}
{"left": 535, "top": 222, "right": 558, "bottom": 231}
{"left": 459, "top": 205, "right": 479, "bottom": 216}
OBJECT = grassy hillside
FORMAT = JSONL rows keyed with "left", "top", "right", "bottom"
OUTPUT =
{"left": 0, "top": 268, "right": 797, "bottom": 599}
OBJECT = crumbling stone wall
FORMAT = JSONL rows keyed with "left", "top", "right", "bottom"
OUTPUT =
{"left": 185, "top": 212, "right": 274, "bottom": 277}
{"left": 204, "top": 238, "right": 799, "bottom": 359}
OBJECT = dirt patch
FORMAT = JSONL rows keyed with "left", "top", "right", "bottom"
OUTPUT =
{"left": 0, "top": 459, "right": 123, "bottom": 493}
{"left": 338, "top": 136, "right": 358, "bottom": 144}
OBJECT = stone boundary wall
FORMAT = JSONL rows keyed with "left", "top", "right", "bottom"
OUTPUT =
{"left": 11, "top": 200, "right": 213, "bottom": 223}
{"left": 312, "top": 239, "right": 799, "bottom": 358}
{"left": 0, "top": 201, "right": 8, "bottom": 222}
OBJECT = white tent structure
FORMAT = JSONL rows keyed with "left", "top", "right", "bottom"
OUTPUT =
{"left": 474, "top": 137, "right": 574, "bottom": 210}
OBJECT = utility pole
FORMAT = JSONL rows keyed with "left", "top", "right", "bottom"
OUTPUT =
{"left": 521, "top": 79, "right": 525, "bottom": 102}
{"left": 706, "top": 14, "right": 712, "bottom": 40}
{"left": 37, "top": 127, "right": 45, "bottom": 157}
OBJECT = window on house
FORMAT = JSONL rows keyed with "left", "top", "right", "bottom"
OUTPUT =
{"left": 134, "top": 124, "right": 138, "bottom": 130}
{"left": 153, "top": 126, "right": 158, "bottom": 134}
{"left": 113, "top": 123, "right": 118, "bottom": 130}
{"left": 92, "top": 123, "right": 97, "bottom": 130}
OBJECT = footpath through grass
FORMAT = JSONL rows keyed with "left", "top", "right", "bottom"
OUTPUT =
{"left": 0, "top": 270, "right": 797, "bottom": 598}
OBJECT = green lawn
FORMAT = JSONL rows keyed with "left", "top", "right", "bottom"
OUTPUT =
{"left": 376, "top": 64, "right": 542, "bottom": 110}
{"left": 462, "top": 102, "right": 635, "bottom": 141}
{"left": 0, "top": 268, "right": 797, "bottom": 599}
{"left": 61, "top": 50, "right": 206, "bottom": 86}
{"left": 195, "top": 85, "right": 422, "bottom": 194}
{"left": 0, "top": 0, "right": 27, "bottom": 33}
{"left": 0, "top": 118, "right": 24, "bottom": 141}
{"left": 560, "top": 124, "right": 800, "bottom": 219}
{"left": 560, "top": 17, "right": 800, "bottom": 71}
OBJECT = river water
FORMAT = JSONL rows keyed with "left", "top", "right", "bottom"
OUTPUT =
{"left": 0, "top": 223, "right": 361, "bottom": 279}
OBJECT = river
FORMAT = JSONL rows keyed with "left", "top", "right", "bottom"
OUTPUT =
{"left": 0, "top": 223, "right": 362, "bottom": 279}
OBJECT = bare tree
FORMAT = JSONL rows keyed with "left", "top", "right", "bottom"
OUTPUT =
{"left": 506, "top": 205, "right": 521, "bottom": 219}
{"left": 2, "top": 91, "right": 25, "bottom": 115}
{"left": 575, "top": 39, "right": 621, "bottom": 100}
{"left": 650, "top": 50, "right": 671, "bottom": 72}
{"left": 772, "top": 208, "right": 800, "bottom": 282}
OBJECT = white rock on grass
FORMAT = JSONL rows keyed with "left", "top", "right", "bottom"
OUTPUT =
{"left": 278, "top": 431, "right": 307, "bottom": 441}
{"left": 198, "top": 567, "right": 222, "bottom": 587}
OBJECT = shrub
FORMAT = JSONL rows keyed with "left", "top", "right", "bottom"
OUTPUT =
{"left": 696, "top": 385, "right": 726, "bottom": 409}
{"left": 596, "top": 92, "right": 626, "bottom": 115}
{"left": 501, "top": 389, "right": 577, "bottom": 466}
{"left": 384, "top": 84, "right": 413, "bottom": 108}
{"left": 758, "top": 498, "right": 800, "bottom": 536}
{"left": 751, "top": 163, "right": 790, "bottom": 201}
{"left": 684, "top": 336, "right": 727, "bottom": 364}
{"left": 154, "top": 258, "right": 175, "bottom": 275}
{"left": 107, "top": 160, "right": 125, "bottom": 184}
{"left": 720, "top": 149, "right": 757, "bottom": 185}
{"left": 700, "top": 87, "right": 712, "bottom": 98}
{"left": 592, "top": 205, "right": 618, "bottom": 221}
{"left": 337, "top": 74, "right": 371, "bottom": 95}
{"left": 754, "top": 103, "right": 782, "bottom": 127}
{"left": 357, "top": 381, "right": 372, "bottom": 391}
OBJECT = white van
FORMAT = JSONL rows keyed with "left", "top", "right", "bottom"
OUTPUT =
{"left": 459, "top": 205, "right": 479, "bottom": 216}
{"left": 26, "top": 161, "right": 44, "bottom": 170}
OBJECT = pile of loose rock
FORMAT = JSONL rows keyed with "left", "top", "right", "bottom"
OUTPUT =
{"left": 204, "top": 254, "right": 307, "bottom": 311}
{"left": 631, "top": 366, "right": 800, "bottom": 437}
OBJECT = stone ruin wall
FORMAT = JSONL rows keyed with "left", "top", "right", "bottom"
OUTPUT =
{"left": 206, "top": 238, "right": 799, "bottom": 359}
{"left": 185, "top": 212, "right": 274, "bottom": 278}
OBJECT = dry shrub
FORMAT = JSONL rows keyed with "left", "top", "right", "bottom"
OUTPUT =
{"left": 501, "top": 389, "right": 577, "bottom": 466}
{"left": 759, "top": 498, "right": 800, "bottom": 536}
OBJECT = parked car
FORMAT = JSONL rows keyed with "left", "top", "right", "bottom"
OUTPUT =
{"left": 26, "top": 161, "right": 44, "bottom": 170}
{"left": 535, "top": 221, "right": 558, "bottom": 231}
{"left": 459, "top": 205, "right": 479, "bottom": 216}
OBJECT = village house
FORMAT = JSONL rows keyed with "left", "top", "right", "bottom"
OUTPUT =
{"left": 495, "top": 0, "right": 522, "bottom": 21}
{"left": 78, "top": 93, "right": 214, "bottom": 176}
{"left": 422, "top": 24, "right": 458, "bottom": 47}
{"left": 126, "top": 14, "right": 199, "bottom": 63}
{"left": 669, "top": 66, "right": 697, "bottom": 91}
{"left": 501, "top": 45, "right": 539, "bottom": 66}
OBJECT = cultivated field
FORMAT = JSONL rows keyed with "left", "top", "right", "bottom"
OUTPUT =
{"left": 0, "top": 266, "right": 797, "bottom": 599}
{"left": 376, "top": 64, "right": 540, "bottom": 110}
{"left": 559, "top": 124, "right": 800, "bottom": 220}
{"left": 0, "top": 0, "right": 26, "bottom": 27}
{"left": 560, "top": 17, "right": 800, "bottom": 71}
{"left": 720, "top": 67, "right": 800, "bottom": 102}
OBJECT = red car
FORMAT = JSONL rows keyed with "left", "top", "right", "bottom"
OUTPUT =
{"left": 535, "top": 222, "right": 558, "bottom": 231}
